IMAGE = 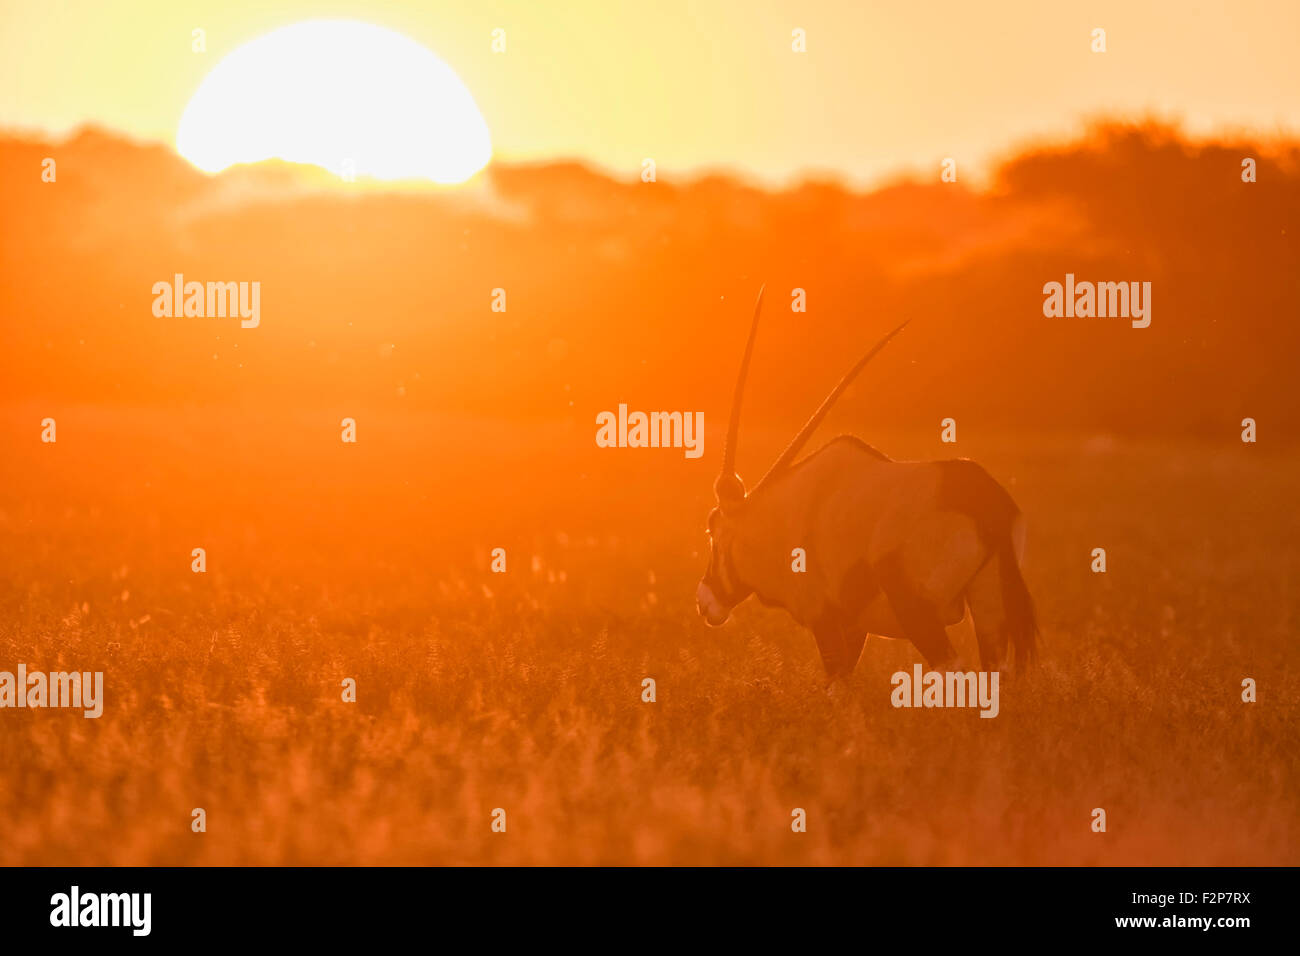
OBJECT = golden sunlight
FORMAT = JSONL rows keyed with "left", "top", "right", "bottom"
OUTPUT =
{"left": 176, "top": 19, "right": 491, "bottom": 183}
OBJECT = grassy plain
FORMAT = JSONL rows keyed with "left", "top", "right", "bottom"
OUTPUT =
{"left": 1, "top": 407, "right": 1293, "bottom": 864}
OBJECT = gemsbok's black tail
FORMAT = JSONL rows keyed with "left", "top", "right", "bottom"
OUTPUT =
{"left": 938, "top": 459, "right": 1039, "bottom": 668}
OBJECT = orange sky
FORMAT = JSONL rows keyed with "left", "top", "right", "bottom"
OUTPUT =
{"left": 2, "top": 0, "right": 1298, "bottom": 185}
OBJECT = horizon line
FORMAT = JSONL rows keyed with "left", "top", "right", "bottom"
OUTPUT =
{"left": 3, "top": 112, "right": 1298, "bottom": 196}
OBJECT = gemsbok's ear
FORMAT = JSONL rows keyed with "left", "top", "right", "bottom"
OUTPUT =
{"left": 715, "top": 473, "right": 747, "bottom": 515}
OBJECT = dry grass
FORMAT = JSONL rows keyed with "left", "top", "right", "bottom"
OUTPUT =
{"left": 0, "top": 407, "right": 1295, "bottom": 864}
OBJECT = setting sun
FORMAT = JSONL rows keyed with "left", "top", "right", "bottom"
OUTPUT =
{"left": 176, "top": 19, "right": 491, "bottom": 183}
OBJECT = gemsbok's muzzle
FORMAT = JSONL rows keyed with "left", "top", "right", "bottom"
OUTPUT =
{"left": 696, "top": 581, "right": 730, "bottom": 627}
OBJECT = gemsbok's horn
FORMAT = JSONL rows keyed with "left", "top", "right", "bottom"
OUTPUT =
{"left": 716, "top": 285, "right": 765, "bottom": 505}
{"left": 750, "top": 319, "right": 910, "bottom": 494}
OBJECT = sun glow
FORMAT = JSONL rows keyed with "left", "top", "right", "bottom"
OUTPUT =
{"left": 177, "top": 20, "right": 491, "bottom": 184}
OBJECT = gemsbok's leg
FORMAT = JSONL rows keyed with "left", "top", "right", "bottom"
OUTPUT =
{"left": 812, "top": 620, "right": 861, "bottom": 681}
{"left": 840, "top": 631, "right": 867, "bottom": 675}
{"left": 878, "top": 555, "right": 957, "bottom": 669}
{"left": 897, "top": 608, "right": 957, "bottom": 669}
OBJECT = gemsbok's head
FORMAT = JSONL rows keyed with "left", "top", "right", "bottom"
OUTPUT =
{"left": 695, "top": 286, "right": 909, "bottom": 626}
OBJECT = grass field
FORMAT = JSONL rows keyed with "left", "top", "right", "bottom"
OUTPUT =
{"left": 1, "top": 405, "right": 1295, "bottom": 864}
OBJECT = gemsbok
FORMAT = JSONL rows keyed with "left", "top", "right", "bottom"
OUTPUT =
{"left": 695, "top": 288, "right": 1037, "bottom": 679}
